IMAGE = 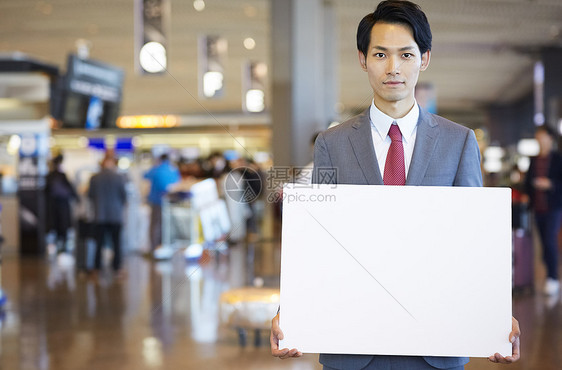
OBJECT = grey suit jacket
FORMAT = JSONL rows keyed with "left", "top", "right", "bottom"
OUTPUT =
{"left": 312, "top": 107, "right": 482, "bottom": 370}
{"left": 88, "top": 169, "right": 127, "bottom": 224}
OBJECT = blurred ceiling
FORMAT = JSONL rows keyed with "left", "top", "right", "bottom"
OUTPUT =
{"left": 1, "top": 0, "right": 561, "bottom": 127}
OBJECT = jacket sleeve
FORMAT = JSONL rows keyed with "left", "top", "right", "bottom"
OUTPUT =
{"left": 63, "top": 174, "right": 78, "bottom": 200}
{"left": 453, "top": 129, "right": 483, "bottom": 187}
{"left": 120, "top": 177, "right": 127, "bottom": 204}
{"left": 87, "top": 177, "right": 94, "bottom": 200}
{"left": 311, "top": 132, "right": 336, "bottom": 185}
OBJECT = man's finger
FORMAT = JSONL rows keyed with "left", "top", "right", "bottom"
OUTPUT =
{"left": 271, "top": 314, "right": 284, "bottom": 340}
{"left": 271, "top": 316, "right": 286, "bottom": 356}
{"left": 511, "top": 337, "right": 521, "bottom": 361}
{"left": 271, "top": 325, "right": 284, "bottom": 341}
{"left": 279, "top": 348, "right": 300, "bottom": 359}
{"left": 492, "top": 352, "right": 515, "bottom": 364}
{"left": 273, "top": 348, "right": 290, "bottom": 358}
{"left": 511, "top": 317, "right": 521, "bottom": 338}
{"left": 495, "top": 353, "right": 506, "bottom": 363}
{"left": 270, "top": 332, "right": 278, "bottom": 351}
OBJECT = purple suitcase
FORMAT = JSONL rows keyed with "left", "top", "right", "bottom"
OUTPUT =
{"left": 512, "top": 229, "right": 534, "bottom": 292}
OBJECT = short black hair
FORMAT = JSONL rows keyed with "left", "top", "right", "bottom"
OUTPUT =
{"left": 357, "top": 0, "right": 432, "bottom": 58}
{"left": 53, "top": 154, "right": 64, "bottom": 165}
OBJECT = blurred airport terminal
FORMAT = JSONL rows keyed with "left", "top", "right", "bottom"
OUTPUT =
{"left": 0, "top": 0, "right": 562, "bottom": 369}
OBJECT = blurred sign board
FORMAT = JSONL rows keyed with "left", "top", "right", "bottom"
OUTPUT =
{"left": 65, "top": 55, "right": 124, "bottom": 102}
{"left": 54, "top": 55, "right": 124, "bottom": 129}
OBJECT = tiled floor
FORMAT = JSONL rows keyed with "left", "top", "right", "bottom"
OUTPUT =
{"left": 0, "top": 238, "right": 561, "bottom": 369}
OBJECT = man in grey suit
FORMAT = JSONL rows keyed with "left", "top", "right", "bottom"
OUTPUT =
{"left": 271, "top": 1, "right": 520, "bottom": 369}
{"left": 88, "top": 155, "right": 127, "bottom": 277}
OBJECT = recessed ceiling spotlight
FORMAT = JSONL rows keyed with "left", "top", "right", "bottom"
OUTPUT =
{"left": 243, "top": 37, "right": 256, "bottom": 50}
{"left": 139, "top": 42, "right": 167, "bottom": 73}
{"left": 193, "top": 0, "right": 205, "bottom": 12}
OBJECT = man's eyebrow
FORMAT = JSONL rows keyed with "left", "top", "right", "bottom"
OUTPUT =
{"left": 371, "top": 46, "right": 417, "bottom": 52}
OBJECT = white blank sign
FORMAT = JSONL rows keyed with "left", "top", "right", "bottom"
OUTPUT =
{"left": 279, "top": 184, "right": 512, "bottom": 358}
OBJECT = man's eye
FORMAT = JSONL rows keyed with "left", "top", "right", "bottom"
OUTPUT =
{"left": 374, "top": 53, "right": 385, "bottom": 58}
{"left": 403, "top": 53, "right": 414, "bottom": 58}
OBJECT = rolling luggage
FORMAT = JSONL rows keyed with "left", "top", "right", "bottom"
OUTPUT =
{"left": 512, "top": 229, "right": 534, "bottom": 292}
{"left": 75, "top": 219, "right": 96, "bottom": 272}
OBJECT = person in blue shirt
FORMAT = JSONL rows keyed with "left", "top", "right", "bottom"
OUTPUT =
{"left": 144, "top": 153, "right": 180, "bottom": 252}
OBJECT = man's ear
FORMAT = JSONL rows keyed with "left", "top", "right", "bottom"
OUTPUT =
{"left": 358, "top": 50, "right": 368, "bottom": 71}
{"left": 420, "top": 50, "right": 431, "bottom": 71}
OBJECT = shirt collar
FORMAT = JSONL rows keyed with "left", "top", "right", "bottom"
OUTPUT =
{"left": 369, "top": 100, "right": 419, "bottom": 143}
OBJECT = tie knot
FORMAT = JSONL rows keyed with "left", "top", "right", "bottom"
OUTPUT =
{"left": 388, "top": 124, "right": 402, "bottom": 142}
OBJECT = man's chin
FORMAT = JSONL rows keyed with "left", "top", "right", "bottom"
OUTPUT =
{"left": 377, "top": 93, "right": 408, "bottom": 104}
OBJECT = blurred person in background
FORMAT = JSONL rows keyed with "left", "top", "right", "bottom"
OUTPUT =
{"left": 168, "top": 159, "right": 204, "bottom": 198}
{"left": 205, "top": 151, "right": 228, "bottom": 179}
{"left": 509, "top": 165, "right": 529, "bottom": 231}
{"left": 45, "top": 154, "right": 78, "bottom": 254}
{"left": 219, "top": 154, "right": 251, "bottom": 243}
{"left": 524, "top": 125, "right": 562, "bottom": 295}
{"left": 88, "top": 155, "right": 127, "bottom": 278}
{"left": 242, "top": 157, "right": 264, "bottom": 236}
{"left": 144, "top": 153, "right": 180, "bottom": 252}
{"left": 227, "top": 156, "right": 264, "bottom": 237}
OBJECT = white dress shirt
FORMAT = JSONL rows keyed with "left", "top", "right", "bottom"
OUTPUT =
{"left": 369, "top": 100, "right": 419, "bottom": 179}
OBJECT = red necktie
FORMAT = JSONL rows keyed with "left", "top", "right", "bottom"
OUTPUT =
{"left": 383, "top": 123, "right": 406, "bottom": 186}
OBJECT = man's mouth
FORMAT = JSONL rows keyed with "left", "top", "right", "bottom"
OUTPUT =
{"left": 383, "top": 81, "right": 404, "bottom": 86}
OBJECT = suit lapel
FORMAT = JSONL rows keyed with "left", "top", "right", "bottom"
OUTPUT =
{"left": 406, "top": 108, "right": 439, "bottom": 185}
{"left": 348, "top": 109, "right": 383, "bottom": 185}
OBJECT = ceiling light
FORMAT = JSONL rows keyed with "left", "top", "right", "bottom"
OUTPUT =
{"left": 203, "top": 71, "right": 223, "bottom": 98}
{"left": 118, "top": 157, "right": 131, "bottom": 170}
{"left": 193, "top": 0, "right": 205, "bottom": 12}
{"left": 139, "top": 42, "right": 167, "bottom": 73}
{"left": 243, "top": 38, "right": 256, "bottom": 50}
{"left": 483, "top": 146, "right": 504, "bottom": 160}
{"left": 517, "top": 157, "right": 530, "bottom": 173}
{"left": 517, "top": 139, "right": 539, "bottom": 157}
{"left": 7, "top": 135, "right": 21, "bottom": 155}
{"left": 245, "top": 89, "right": 265, "bottom": 112}
{"left": 483, "top": 159, "right": 502, "bottom": 173}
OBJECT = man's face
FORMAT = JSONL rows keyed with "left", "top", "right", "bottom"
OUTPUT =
{"left": 358, "top": 22, "right": 430, "bottom": 109}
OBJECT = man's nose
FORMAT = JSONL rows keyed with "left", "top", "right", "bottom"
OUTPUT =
{"left": 386, "top": 56, "right": 401, "bottom": 75}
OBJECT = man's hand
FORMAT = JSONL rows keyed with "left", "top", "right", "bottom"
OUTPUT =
{"left": 270, "top": 313, "right": 302, "bottom": 359}
{"left": 488, "top": 317, "right": 521, "bottom": 364}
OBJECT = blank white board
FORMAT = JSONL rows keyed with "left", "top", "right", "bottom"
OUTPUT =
{"left": 280, "top": 184, "right": 512, "bottom": 357}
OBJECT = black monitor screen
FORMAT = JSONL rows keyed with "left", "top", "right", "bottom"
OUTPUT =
{"left": 57, "top": 55, "right": 124, "bottom": 129}
{"left": 61, "top": 92, "right": 120, "bottom": 129}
